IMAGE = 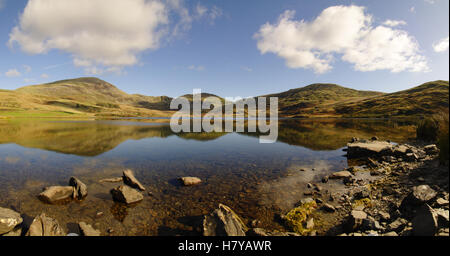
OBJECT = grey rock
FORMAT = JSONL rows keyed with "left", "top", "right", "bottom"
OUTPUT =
{"left": 69, "top": 177, "right": 88, "bottom": 200}
{"left": 203, "top": 204, "right": 247, "bottom": 236}
{"left": 123, "top": 169, "right": 146, "bottom": 191}
{"left": 362, "top": 216, "right": 382, "bottom": 231}
{"left": 412, "top": 185, "right": 437, "bottom": 203}
{"left": 79, "top": 222, "right": 101, "bottom": 236}
{"left": 436, "top": 198, "right": 449, "bottom": 206}
{"left": 412, "top": 204, "right": 438, "bottom": 236}
{"left": 378, "top": 211, "right": 391, "bottom": 221}
{"left": 383, "top": 231, "right": 398, "bottom": 236}
{"left": 38, "top": 186, "right": 74, "bottom": 204}
{"left": 329, "top": 171, "right": 353, "bottom": 180}
{"left": 99, "top": 177, "right": 123, "bottom": 183}
{"left": 347, "top": 141, "right": 394, "bottom": 159}
{"left": 0, "top": 207, "right": 23, "bottom": 235}
{"left": 2, "top": 227, "right": 22, "bottom": 236}
{"left": 180, "top": 177, "right": 202, "bottom": 186}
{"left": 424, "top": 144, "right": 439, "bottom": 155}
{"left": 306, "top": 218, "right": 314, "bottom": 229}
{"left": 347, "top": 210, "right": 367, "bottom": 231}
{"left": 110, "top": 185, "right": 144, "bottom": 204}
{"left": 26, "top": 213, "right": 65, "bottom": 236}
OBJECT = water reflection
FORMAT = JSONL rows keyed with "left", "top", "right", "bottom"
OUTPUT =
{"left": 0, "top": 118, "right": 417, "bottom": 235}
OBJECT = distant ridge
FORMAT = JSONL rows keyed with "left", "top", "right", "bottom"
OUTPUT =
{"left": 0, "top": 78, "right": 448, "bottom": 118}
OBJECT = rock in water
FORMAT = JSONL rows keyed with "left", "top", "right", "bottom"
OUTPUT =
{"left": 180, "top": 177, "right": 202, "bottom": 186}
{"left": 38, "top": 186, "right": 75, "bottom": 204}
{"left": 203, "top": 204, "right": 248, "bottom": 236}
{"left": 123, "top": 169, "right": 146, "bottom": 191}
{"left": 26, "top": 213, "right": 65, "bottom": 236}
{"left": 69, "top": 177, "right": 88, "bottom": 200}
{"left": 79, "top": 222, "right": 101, "bottom": 236}
{"left": 412, "top": 204, "right": 438, "bottom": 236}
{"left": 347, "top": 141, "right": 394, "bottom": 159}
{"left": 0, "top": 207, "right": 23, "bottom": 235}
{"left": 329, "top": 171, "right": 353, "bottom": 179}
{"left": 110, "top": 185, "right": 143, "bottom": 204}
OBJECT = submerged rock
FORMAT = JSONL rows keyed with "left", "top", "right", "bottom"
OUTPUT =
{"left": 99, "top": 177, "right": 123, "bottom": 183}
{"left": 69, "top": 177, "right": 88, "bottom": 200}
{"left": 180, "top": 177, "right": 202, "bottom": 186}
{"left": 110, "top": 185, "right": 144, "bottom": 204}
{"left": 26, "top": 213, "right": 65, "bottom": 236}
{"left": 123, "top": 169, "right": 146, "bottom": 191}
{"left": 329, "top": 171, "right": 353, "bottom": 180}
{"left": 203, "top": 204, "right": 248, "bottom": 236}
{"left": 38, "top": 186, "right": 75, "bottom": 204}
{"left": 79, "top": 222, "right": 101, "bottom": 236}
{"left": 0, "top": 207, "right": 23, "bottom": 235}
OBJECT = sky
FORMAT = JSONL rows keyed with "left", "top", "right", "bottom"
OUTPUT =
{"left": 0, "top": 0, "right": 448, "bottom": 98}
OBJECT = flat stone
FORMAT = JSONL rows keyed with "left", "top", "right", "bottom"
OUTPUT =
{"left": 0, "top": 207, "right": 23, "bottom": 235}
{"left": 38, "top": 186, "right": 74, "bottom": 204}
{"left": 412, "top": 204, "right": 438, "bottom": 236}
{"left": 436, "top": 198, "right": 449, "bottom": 206}
{"left": 123, "top": 169, "right": 146, "bottom": 191}
{"left": 329, "top": 171, "right": 353, "bottom": 180}
{"left": 180, "top": 177, "right": 202, "bottom": 186}
{"left": 383, "top": 231, "right": 398, "bottom": 236}
{"left": 203, "top": 204, "right": 247, "bottom": 236}
{"left": 26, "top": 213, "right": 65, "bottom": 236}
{"left": 347, "top": 141, "right": 394, "bottom": 159}
{"left": 99, "top": 177, "right": 123, "bottom": 183}
{"left": 110, "top": 185, "right": 144, "bottom": 204}
{"left": 69, "top": 177, "right": 88, "bottom": 200}
{"left": 79, "top": 222, "right": 101, "bottom": 236}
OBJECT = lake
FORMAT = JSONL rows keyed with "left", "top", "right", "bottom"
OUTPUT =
{"left": 0, "top": 118, "right": 417, "bottom": 235}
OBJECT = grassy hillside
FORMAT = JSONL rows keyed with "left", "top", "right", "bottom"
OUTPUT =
{"left": 0, "top": 77, "right": 174, "bottom": 118}
{"left": 335, "top": 80, "right": 449, "bottom": 118}
{"left": 261, "top": 83, "right": 384, "bottom": 117}
{"left": 0, "top": 78, "right": 448, "bottom": 119}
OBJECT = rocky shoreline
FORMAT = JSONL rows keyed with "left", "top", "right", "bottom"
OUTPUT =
{"left": 1, "top": 138, "right": 448, "bottom": 236}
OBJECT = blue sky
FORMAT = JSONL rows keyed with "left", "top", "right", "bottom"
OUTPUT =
{"left": 0, "top": 0, "right": 448, "bottom": 98}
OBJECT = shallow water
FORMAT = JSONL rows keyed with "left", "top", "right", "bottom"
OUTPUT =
{"left": 0, "top": 118, "right": 416, "bottom": 235}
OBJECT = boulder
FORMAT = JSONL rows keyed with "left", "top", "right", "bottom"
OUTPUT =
{"left": 347, "top": 210, "right": 367, "bottom": 231}
{"left": 347, "top": 141, "right": 394, "bottom": 159}
{"left": 26, "top": 213, "right": 65, "bottom": 236}
{"left": 180, "top": 177, "right": 202, "bottom": 186}
{"left": 38, "top": 186, "right": 74, "bottom": 204}
{"left": 412, "top": 204, "right": 438, "bottom": 236}
{"left": 203, "top": 204, "right": 247, "bottom": 236}
{"left": 123, "top": 169, "right": 146, "bottom": 191}
{"left": 412, "top": 185, "right": 437, "bottom": 203}
{"left": 79, "top": 222, "right": 101, "bottom": 236}
{"left": 69, "top": 177, "right": 88, "bottom": 200}
{"left": 110, "top": 185, "right": 144, "bottom": 204}
{"left": 0, "top": 207, "right": 23, "bottom": 235}
{"left": 329, "top": 171, "right": 353, "bottom": 180}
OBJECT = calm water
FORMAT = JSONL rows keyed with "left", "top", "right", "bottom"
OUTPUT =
{"left": 0, "top": 118, "right": 416, "bottom": 235}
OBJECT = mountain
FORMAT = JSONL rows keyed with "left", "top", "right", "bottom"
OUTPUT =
{"left": 0, "top": 78, "right": 448, "bottom": 118}
{"left": 334, "top": 80, "right": 449, "bottom": 117}
{"left": 0, "top": 77, "right": 174, "bottom": 117}
{"left": 260, "top": 83, "right": 384, "bottom": 117}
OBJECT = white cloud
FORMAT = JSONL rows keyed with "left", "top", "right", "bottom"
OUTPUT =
{"left": 433, "top": 36, "right": 449, "bottom": 52}
{"left": 187, "top": 65, "right": 205, "bottom": 71}
{"left": 5, "top": 69, "right": 21, "bottom": 77}
{"left": 383, "top": 20, "right": 406, "bottom": 27}
{"left": 41, "top": 73, "right": 49, "bottom": 79}
{"left": 410, "top": 6, "right": 416, "bottom": 13}
{"left": 254, "top": 5, "right": 429, "bottom": 74}
{"left": 194, "top": 3, "right": 222, "bottom": 24}
{"left": 424, "top": 0, "right": 436, "bottom": 4}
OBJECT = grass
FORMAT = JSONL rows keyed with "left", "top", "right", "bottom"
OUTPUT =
{"left": 283, "top": 201, "right": 317, "bottom": 235}
{"left": 416, "top": 109, "right": 449, "bottom": 165}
